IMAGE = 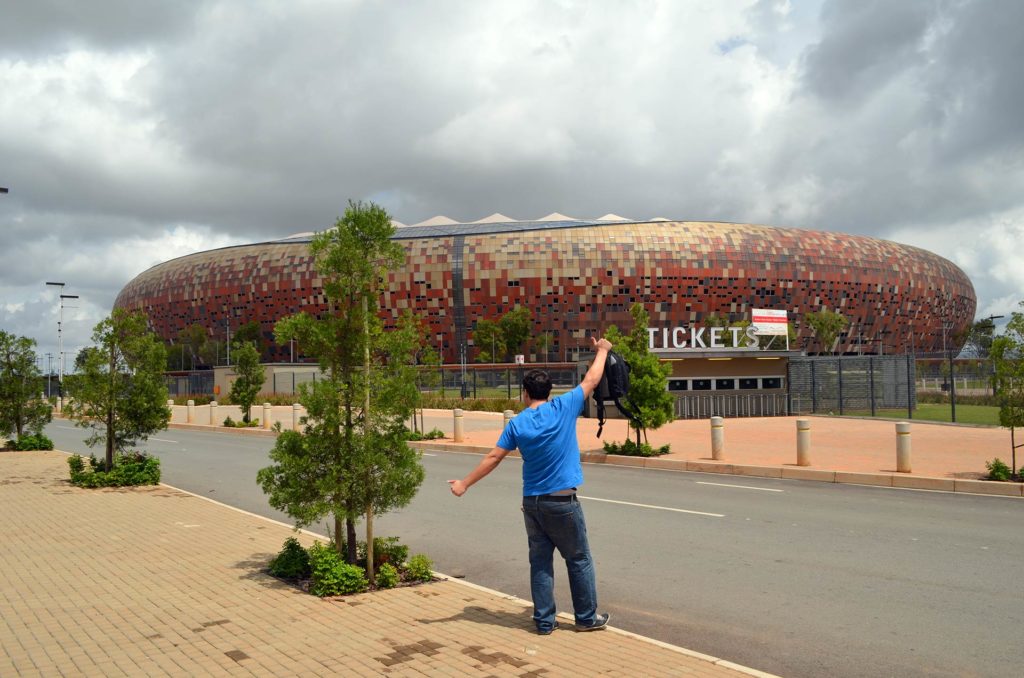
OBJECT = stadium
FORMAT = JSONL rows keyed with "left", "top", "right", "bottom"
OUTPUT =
{"left": 115, "top": 215, "right": 975, "bottom": 413}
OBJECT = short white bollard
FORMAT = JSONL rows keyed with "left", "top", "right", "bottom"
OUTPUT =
{"left": 710, "top": 416, "right": 725, "bottom": 460}
{"left": 209, "top": 401, "right": 218, "bottom": 425}
{"left": 453, "top": 408, "right": 465, "bottom": 443}
{"left": 263, "top": 403, "right": 272, "bottom": 430}
{"left": 293, "top": 403, "right": 302, "bottom": 431}
{"left": 186, "top": 399, "right": 195, "bottom": 424}
{"left": 896, "top": 422, "right": 912, "bottom": 473}
{"left": 796, "top": 418, "right": 811, "bottom": 467}
{"left": 503, "top": 409, "right": 514, "bottom": 428}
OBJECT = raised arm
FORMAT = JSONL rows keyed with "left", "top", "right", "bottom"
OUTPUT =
{"left": 579, "top": 336, "right": 613, "bottom": 399}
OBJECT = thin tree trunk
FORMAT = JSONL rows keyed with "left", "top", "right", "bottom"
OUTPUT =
{"left": 334, "top": 514, "right": 344, "bottom": 556}
{"left": 346, "top": 516, "right": 357, "bottom": 564}
{"left": 106, "top": 342, "right": 115, "bottom": 472}
{"left": 365, "top": 503, "right": 374, "bottom": 585}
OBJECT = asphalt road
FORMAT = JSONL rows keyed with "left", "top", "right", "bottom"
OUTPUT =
{"left": 46, "top": 422, "right": 1024, "bottom": 678}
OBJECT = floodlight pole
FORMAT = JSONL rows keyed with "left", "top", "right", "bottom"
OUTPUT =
{"left": 45, "top": 283, "right": 78, "bottom": 397}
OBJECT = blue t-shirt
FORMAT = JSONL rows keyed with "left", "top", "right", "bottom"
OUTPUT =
{"left": 496, "top": 386, "right": 585, "bottom": 496}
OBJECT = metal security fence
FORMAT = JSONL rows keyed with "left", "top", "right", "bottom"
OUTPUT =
{"left": 271, "top": 371, "right": 320, "bottom": 394}
{"left": 673, "top": 393, "right": 789, "bottom": 419}
{"left": 165, "top": 371, "right": 214, "bottom": 397}
{"left": 787, "top": 355, "right": 916, "bottom": 416}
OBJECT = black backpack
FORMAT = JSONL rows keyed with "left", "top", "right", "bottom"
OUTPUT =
{"left": 593, "top": 351, "right": 640, "bottom": 437}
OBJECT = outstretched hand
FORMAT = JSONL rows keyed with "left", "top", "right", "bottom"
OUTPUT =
{"left": 448, "top": 479, "right": 467, "bottom": 497}
{"left": 591, "top": 336, "right": 613, "bottom": 352}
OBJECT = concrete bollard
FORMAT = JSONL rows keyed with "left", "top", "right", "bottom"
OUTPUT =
{"left": 209, "top": 401, "right": 218, "bottom": 425}
{"left": 710, "top": 416, "right": 724, "bottom": 460}
{"left": 55, "top": 397, "right": 63, "bottom": 414}
{"left": 896, "top": 422, "right": 912, "bottom": 473}
{"left": 293, "top": 403, "right": 302, "bottom": 431}
{"left": 186, "top": 399, "right": 195, "bottom": 424}
{"left": 796, "top": 418, "right": 811, "bottom": 466}
{"left": 503, "top": 409, "right": 514, "bottom": 428}
{"left": 453, "top": 408, "right": 465, "bottom": 443}
{"left": 263, "top": 403, "right": 272, "bottom": 429}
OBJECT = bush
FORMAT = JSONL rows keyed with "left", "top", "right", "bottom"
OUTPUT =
{"left": 171, "top": 395, "right": 213, "bottom": 405}
{"left": 268, "top": 537, "right": 311, "bottom": 579}
{"left": 68, "top": 452, "right": 161, "bottom": 488}
{"left": 223, "top": 416, "right": 260, "bottom": 428}
{"left": 602, "top": 439, "right": 670, "bottom": 457}
{"left": 308, "top": 542, "right": 368, "bottom": 596}
{"left": 405, "top": 554, "right": 433, "bottom": 583}
{"left": 985, "top": 458, "right": 1012, "bottom": 482}
{"left": 356, "top": 536, "right": 409, "bottom": 569}
{"left": 916, "top": 392, "right": 999, "bottom": 406}
{"left": 404, "top": 427, "right": 446, "bottom": 442}
{"left": 12, "top": 433, "right": 54, "bottom": 450}
{"left": 376, "top": 562, "right": 400, "bottom": 589}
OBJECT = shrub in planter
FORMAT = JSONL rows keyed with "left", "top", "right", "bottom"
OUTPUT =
{"left": 985, "top": 458, "right": 1012, "bottom": 482}
{"left": 356, "top": 536, "right": 409, "bottom": 570}
{"left": 602, "top": 439, "right": 670, "bottom": 457}
{"left": 404, "top": 554, "right": 433, "bottom": 583}
{"left": 68, "top": 452, "right": 161, "bottom": 488}
{"left": 308, "top": 542, "right": 368, "bottom": 596}
{"left": 376, "top": 563, "right": 400, "bottom": 589}
{"left": 269, "top": 537, "right": 311, "bottom": 579}
{"left": 12, "top": 433, "right": 54, "bottom": 450}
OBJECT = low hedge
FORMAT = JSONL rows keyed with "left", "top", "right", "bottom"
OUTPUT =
{"left": 68, "top": 452, "right": 161, "bottom": 488}
{"left": 9, "top": 433, "right": 54, "bottom": 451}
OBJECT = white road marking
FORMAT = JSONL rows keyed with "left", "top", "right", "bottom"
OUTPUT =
{"left": 696, "top": 481, "right": 784, "bottom": 493}
{"left": 578, "top": 496, "right": 724, "bottom": 518}
{"left": 422, "top": 453, "right": 437, "bottom": 457}
{"left": 56, "top": 425, "right": 78, "bottom": 430}
{"left": 148, "top": 437, "right": 179, "bottom": 443}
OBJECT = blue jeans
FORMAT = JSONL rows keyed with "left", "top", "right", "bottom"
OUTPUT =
{"left": 522, "top": 495, "right": 598, "bottom": 631}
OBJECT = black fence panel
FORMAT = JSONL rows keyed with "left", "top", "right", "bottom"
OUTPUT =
{"left": 788, "top": 355, "right": 915, "bottom": 416}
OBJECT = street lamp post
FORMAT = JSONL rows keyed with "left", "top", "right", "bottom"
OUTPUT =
{"left": 983, "top": 314, "right": 1005, "bottom": 397}
{"left": 45, "top": 282, "right": 79, "bottom": 398}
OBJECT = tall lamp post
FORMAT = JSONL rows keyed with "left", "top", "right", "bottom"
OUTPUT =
{"left": 45, "top": 282, "right": 79, "bottom": 398}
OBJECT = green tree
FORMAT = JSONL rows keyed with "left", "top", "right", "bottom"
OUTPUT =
{"left": 499, "top": 306, "right": 532, "bottom": 361}
{"left": 959, "top": 317, "right": 999, "bottom": 359}
{"left": 805, "top": 309, "right": 848, "bottom": 355}
{"left": 65, "top": 309, "right": 170, "bottom": 472}
{"left": 534, "top": 331, "right": 554, "bottom": 361}
{"left": 230, "top": 342, "right": 265, "bottom": 423}
{"left": 232, "top": 320, "right": 264, "bottom": 354}
{"left": 604, "top": 303, "right": 674, "bottom": 446}
{"left": 472, "top": 319, "right": 505, "bottom": 363}
{"left": 991, "top": 302, "right": 1024, "bottom": 475}
{"left": 0, "top": 331, "right": 52, "bottom": 440}
{"left": 258, "top": 200, "right": 424, "bottom": 584}
{"left": 177, "top": 323, "right": 208, "bottom": 368}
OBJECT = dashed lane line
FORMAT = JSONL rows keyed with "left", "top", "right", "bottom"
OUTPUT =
{"left": 696, "top": 481, "right": 784, "bottom": 493}
{"left": 579, "top": 495, "right": 725, "bottom": 517}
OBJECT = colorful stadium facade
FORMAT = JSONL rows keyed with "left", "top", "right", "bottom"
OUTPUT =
{"left": 114, "top": 217, "right": 976, "bottom": 365}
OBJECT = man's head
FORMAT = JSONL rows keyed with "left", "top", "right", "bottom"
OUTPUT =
{"left": 522, "top": 369, "right": 552, "bottom": 401}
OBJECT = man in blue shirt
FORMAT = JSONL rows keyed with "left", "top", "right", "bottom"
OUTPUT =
{"left": 448, "top": 336, "right": 613, "bottom": 635}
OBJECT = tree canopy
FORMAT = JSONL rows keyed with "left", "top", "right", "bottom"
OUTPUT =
{"left": 805, "top": 309, "right": 849, "bottom": 355}
{"left": 0, "top": 331, "right": 51, "bottom": 440}
{"left": 65, "top": 309, "right": 170, "bottom": 471}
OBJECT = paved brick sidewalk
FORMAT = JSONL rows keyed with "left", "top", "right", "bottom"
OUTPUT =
{"left": 0, "top": 452, "right": 769, "bottom": 678}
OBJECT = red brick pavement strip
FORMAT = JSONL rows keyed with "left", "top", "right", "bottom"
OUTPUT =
{"left": 1, "top": 452, "right": 772, "bottom": 678}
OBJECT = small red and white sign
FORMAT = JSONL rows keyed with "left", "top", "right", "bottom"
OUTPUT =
{"left": 751, "top": 309, "right": 788, "bottom": 336}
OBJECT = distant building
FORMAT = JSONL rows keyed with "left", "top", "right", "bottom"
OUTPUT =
{"left": 116, "top": 216, "right": 976, "bottom": 371}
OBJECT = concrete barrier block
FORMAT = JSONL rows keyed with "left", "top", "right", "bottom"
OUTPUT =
{"left": 643, "top": 457, "right": 687, "bottom": 472}
{"left": 781, "top": 467, "right": 836, "bottom": 482}
{"left": 835, "top": 472, "right": 893, "bottom": 487}
{"left": 732, "top": 464, "right": 783, "bottom": 479}
{"left": 579, "top": 452, "right": 608, "bottom": 464}
{"left": 892, "top": 475, "right": 955, "bottom": 492}
{"left": 953, "top": 479, "right": 1024, "bottom": 497}
{"left": 686, "top": 460, "right": 735, "bottom": 474}
{"left": 605, "top": 455, "right": 646, "bottom": 468}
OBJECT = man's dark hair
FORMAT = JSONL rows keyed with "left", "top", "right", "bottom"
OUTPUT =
{"left": 522, "top": 369, "right": 552, "bottom": 400}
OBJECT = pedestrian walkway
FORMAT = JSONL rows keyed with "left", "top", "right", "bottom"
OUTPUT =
{"left": 0, "top": 452, "right": 772, "bottom": 678}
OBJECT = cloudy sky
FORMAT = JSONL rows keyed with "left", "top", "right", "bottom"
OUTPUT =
{"left": 2, "top": 0, "right": 1022, "bottom": 367}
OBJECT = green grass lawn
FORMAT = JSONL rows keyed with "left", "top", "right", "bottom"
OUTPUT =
{"left": 843, "top": 403, "right": 1001, "bottom": 426}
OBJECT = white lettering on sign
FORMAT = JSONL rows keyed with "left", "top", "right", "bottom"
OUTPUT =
{"left": 646, "top": 325, "right": 762, "bottom": 350}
